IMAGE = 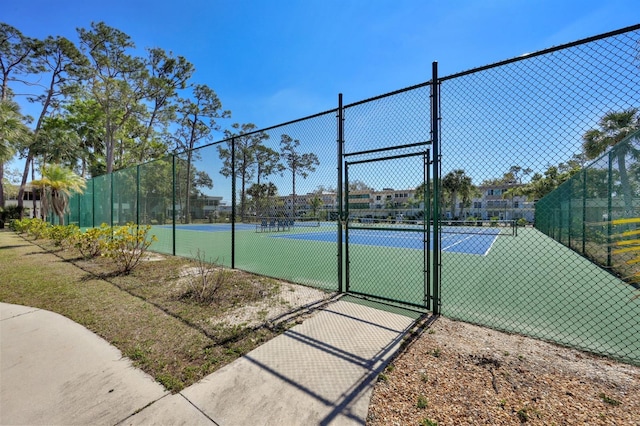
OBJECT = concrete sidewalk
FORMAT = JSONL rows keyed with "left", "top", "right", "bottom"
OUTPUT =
{"left": 1, "top": 298, "right": 419, "bottom": 425}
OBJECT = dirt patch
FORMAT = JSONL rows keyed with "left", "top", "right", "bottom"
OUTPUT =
{"left": 368, "top": 316, "right": 640, "bottom": 425}
{"left": 214, "top": 282, "right": 334, "bottom": 328}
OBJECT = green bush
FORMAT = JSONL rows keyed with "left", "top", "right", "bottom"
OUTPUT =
{"left": 19, "top": 218, "right": 51, "bottom": 239}
{"left": 48, "top": 224, "right": 80, "bottom": 247}
{"left": 70, "top": 224, "right": 111, "bottom": 259}
{"left": 103, "top": 223, "right": 157, "bottom": 274}
{"left": 517, "top": 218, "right": 528, "bottom": 227}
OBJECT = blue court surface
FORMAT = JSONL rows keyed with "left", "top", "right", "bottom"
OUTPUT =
{"left": 160, "top": 223, "right": 258, "bottom": 232}
{"left": 162, "top": 223, "right": 502, "bottom": 255}
{"left": 269, "top": 228, "right": 499, "bottom": 256}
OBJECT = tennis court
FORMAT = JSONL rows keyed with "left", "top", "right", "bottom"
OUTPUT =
{"left": 161, "top": 220, "right": 510, "bottom": 256}
{"left": 147, "top": 222, "right": 639, "bottom": 364}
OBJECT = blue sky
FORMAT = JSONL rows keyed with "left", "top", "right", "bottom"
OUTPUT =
{"left": 3, "top": 1, "right": 639, "bottom": 201}
{"left": 4, "top": 0, "right": 639, "bottom": 128}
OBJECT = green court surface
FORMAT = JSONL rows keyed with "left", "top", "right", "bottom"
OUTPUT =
{"left": 148, "top": 224, "right": 639, "bottom": 364}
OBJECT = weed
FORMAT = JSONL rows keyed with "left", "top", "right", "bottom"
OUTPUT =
{"left": 183, "top": 250, "right": 228, "bottom": 304}
{"left": 377, "top": 373, "right": 388, "bottom": 382}
{"left": 386, "top": 363, "right": 395, "bottom": 373}
{"left": 598, "top": 393, "right": 621, "bottom": 406}
{"left": 420, "top": 418, "right": 438, "bottom": 426}
{"left": 417, "top": 395, "right": 429, "bottom": 409}
{"left": 499, "top": 399, "right": 507, "bottom": 408}
{"left": 516, "top": 407, "right": 529, "bottom": 422}
{"left": 432, "top": 348, "right": 441, "bottom": 358}
{"left": 420, "top": 372, "right": 429, "bottom": 383}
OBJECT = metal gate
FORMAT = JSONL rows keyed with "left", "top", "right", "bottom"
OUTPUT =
{"left": 342, "top": 143, "right": 432, "bottom": 308}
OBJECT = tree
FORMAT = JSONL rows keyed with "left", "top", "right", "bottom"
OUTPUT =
{"left": 218, "top": 123, "right": 268, "bottom": 221}
{"left": 173, "top": 84, "right": 229, "bottom": 223}
{"left": 442, "top": 169, "right": 473, "bottom": 219}
{"left": 583, "top": 108, "right": 640, "bottom": 217}
{"left": 78, "top": 22, "right": 148, "bottom": 174}
{"left": 309, "top": 195, "right": 323, "bottom": 219}
{"left": 138, "top": 47, "right": 194, "bottom": 162}
{"left": 0, "top": 23, "right": 40, "bottom": 101}
{"left": 280, "top": 134, "right": 319, "bottom": 217}
{"left": 247, "top": 182, "right": 278, "bottom": 217}
{"left": 254, "top": 144, "right": 283, "bottom": 186}
{"left": 0, "top": 99, "right": 30, "bottom": 208}
{"left": 31, "top": 164, "right": 86, "bottom": 225}
{"left": 0, "top": 24, "right": 40, "bottom": 210}
{"left": 16, "top": 35, "right": 89, "bottom": 218}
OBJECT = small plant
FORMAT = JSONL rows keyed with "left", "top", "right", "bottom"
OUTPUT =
{"left": 385, "top": 363, "right": 395, "bottom": 373}
{"left": 48, "top": 224, "right": 79, "bottom": 247}
{"left": 420, "top": 372, "right": 429, "bottom": 383}
{"left": 516, "top": 407, "right": 529, "bottom": 422}
{"left": 420, "top": 418, "right": 438, "bottom": 426}
{"left": 499, "top": 399, "right": 507, "bottom": 408}
{"left": 103, "top": 223, "right": 157, "bottom": 274}
{"left": 377, "top": 373, "right": 388, "bottom": 382}
{"left": 598, "top": 393, "right": 621, "bottom": 406}
{"left": 416, "top": 395, "right": 428, "bottom": 409}
{"left": 432, "top": 348, "right": 441, "bottom": 358}
{"left": 22, "top": 218, "right": 50, "bottom": 239}
{"left": 71, "top": 224, "right": 110, "bottom": 258}
{"left": 183, "top": 250, "right": 229, "bottom": 304}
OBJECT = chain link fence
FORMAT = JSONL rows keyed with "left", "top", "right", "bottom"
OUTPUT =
{"left": 57, "top": 25, "right": 639, "bottom": 365}
{"left": 439, "top": 26, "right": 640, "bottom": 364}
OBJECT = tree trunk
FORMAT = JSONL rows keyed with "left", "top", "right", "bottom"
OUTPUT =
{"left": 617, "top": 152, "right": 635, "bottom": 218}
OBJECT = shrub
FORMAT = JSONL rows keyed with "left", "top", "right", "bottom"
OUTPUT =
{"left": 103, "top": 223, "right": 157, "bottom": 274}
{"left": 182, "top": 250, "right": 229, "bottom": 304}
{"left": 24, "top": 218, "right": 50, "bottom": 239}
{"left": 9, "top": 218, "right": 31, "bottom": 233}
{"left": 70, "top": 224, "right": 111, "bottom": 259}
{"left": 517, "top": 218, "right": 528, "bottom": 227}
{"left": 48, "top": 224, "right": 80, "bottom": 247}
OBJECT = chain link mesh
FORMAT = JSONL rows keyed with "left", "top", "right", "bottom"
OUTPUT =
{"left": 59, "top": 26, "right": 639, "bottom": 364}
{"left": 439, "top": 28, "right": 640, "bottom": 364}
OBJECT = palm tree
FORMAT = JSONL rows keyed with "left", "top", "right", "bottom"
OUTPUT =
{"left": 31, "top": 164, "right": 86, "bottom": 225}
{"left": 442, "top": 169, "right": 473, "bottom": 219}
{"left": 583, "top": 108, "right": 640, "bottom": 217}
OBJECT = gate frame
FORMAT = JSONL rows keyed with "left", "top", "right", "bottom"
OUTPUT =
{"left": 342, "top": 143, "right": 431, "bottom": 309}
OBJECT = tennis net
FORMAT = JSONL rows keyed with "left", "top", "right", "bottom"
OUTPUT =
{"left": 348, "top": 218, "right": 516, "bottom": 236}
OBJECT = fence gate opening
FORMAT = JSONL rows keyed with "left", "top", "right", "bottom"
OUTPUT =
{"left": 343, "top": 143, "right": 431, "bottom": 308}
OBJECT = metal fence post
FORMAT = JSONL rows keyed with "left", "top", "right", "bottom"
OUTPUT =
{"left": 136, "top": 164, "right": 140, "bottom": 228}
{"left": 582, "top": 168, "right": 587, "bottom": 255}
{"left": 431, "top": 61, "right": 441, "bottom": 315}
{"left": 172, "top": 153, "right": 176, "bottom": 256}
{"left": 231, "top": 137, "right": 236, "bottom": 269}
{"left": 607, "top": 151, "right": 613, "bottom": 268}
{"left": 337, "top": 93, "right": 344, "bottom": 293}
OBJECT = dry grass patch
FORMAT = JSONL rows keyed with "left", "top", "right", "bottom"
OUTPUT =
{"left": 0, "top": 230, "right": 334, "bottom": 393}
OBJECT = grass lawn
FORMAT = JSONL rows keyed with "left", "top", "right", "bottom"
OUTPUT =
{"left": 0, "top": 229, "right": 331, "bottom": 392}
